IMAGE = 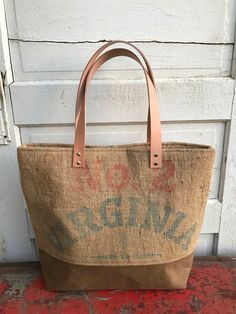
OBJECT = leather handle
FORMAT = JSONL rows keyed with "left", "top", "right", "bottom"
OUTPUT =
{"left": 75, "top": 40, "right": 156, "bottom": 118}
{"left": 75, "top": 41, "right": 156, "bottom": 142}
{"left": 73, "top": 44, "right": 162, "bottom": 169}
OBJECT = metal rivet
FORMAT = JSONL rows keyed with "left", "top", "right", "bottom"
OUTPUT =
{"left": 77, "top": 161, "right": 81, "bottom": 165}
{"left": 154, "top": 162, "right": 158, "bottom": 166}
{"left": 154, "top": 153, "right": 158, "bottom": 157}
{"left": 77, "top": 152, "right": 81, "bottom": 156}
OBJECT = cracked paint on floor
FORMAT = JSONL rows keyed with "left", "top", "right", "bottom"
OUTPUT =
{"left": 0, "top": 258, "right": 235, "bottom": 313}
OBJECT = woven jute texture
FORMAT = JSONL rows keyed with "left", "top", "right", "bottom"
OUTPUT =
{"left": 17, "top": 142, "right": 215, "bottom": 266}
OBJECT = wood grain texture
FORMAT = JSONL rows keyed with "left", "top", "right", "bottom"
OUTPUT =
{"left": 231, "top": 25, "right": 236, "bottom": 78}
{"left": 218, "top": 82, "right": 236, "bottom": 256}
{"left": 9, "top": 41, "right": 233, "bottom": 80}
{"left": 0, "top": 74, "right": 11, "bottom": 144}
{"left": 0, "top": 0, "right": 12, "bottom": 84}
{"left": 0, "top": 88, "right": 36, "bottom": 262}
{"left": 10, "top": 78, "right": 235, "bottom": 125}
{"left": 195, "top": 234, "right": 215, "bottom": 256}
{"left": 0, "top": 2, "right": 35, "bottom": 262}
{"left": 5, "top": 0, "right": 236, "bottom": 43}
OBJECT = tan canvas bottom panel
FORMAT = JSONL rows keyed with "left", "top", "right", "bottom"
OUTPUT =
{"left": 39, "top": 249, "right": 194, "bottom": 290}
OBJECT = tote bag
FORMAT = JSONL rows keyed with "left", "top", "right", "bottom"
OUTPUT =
{"left": 17, "top": 41, "right": 215, "bottom": 290}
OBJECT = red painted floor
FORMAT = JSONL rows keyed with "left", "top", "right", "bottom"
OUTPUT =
{"left": 0, "top": 257, "right": 235, "bottom": 314}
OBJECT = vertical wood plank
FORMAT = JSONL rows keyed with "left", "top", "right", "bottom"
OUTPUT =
{"left": 0, "top": 74, "right": 11, "bottom": 143}
{"left": 218, "top": 81, "right": 236, "bottom": 256}
{"left": 0, "top": 87, "right": 36, "bottom": 262}
{"left": 231, "top": 25, "right": 236, "bottom": 79}
{"left": 0, "top": 1, "right": 36, "bottom": 261}
{"left": 0, "top": 0, "right": 12, "bottom": 84}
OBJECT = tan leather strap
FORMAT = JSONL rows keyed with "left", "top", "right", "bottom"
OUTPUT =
{"left": 75, "top": 41, "right": 155, "bottom": 141}
{"left": 73, "top": 47, "right": 162, "bottom": 169}
{"left": 81, "top": 48, "right": 153, "bottom": 142}
{"left": 73, "top": 45, "right": 162, "bottom": 169}
{"left": 75, "top": 40, "right": 156, "bottom": 117}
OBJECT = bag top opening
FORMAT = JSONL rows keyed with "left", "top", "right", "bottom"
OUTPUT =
{"left": 18, "top": 142, "right": 214, "bottom": 152}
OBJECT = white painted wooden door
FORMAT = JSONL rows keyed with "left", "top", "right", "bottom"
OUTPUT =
{"left": 0, "top": 0, "right": 236, "bottom": 261}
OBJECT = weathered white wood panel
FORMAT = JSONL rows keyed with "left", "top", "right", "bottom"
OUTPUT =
{"left": 20, "top": 122, "right": 225, "bottom": 200}
{"left": 9, "top": 41, "right": 233, "bottom": 80}
{"left": 218, "top": 82, "right": 236, "bottom": 256}
{"left": 231, "top": 25, "right": 236, "bottom": 79}
{"left": 0, "top": 1, "right": 11, "bottom": 144}
{"left": 195, "top": 234, "right": 215, "bottom": 256}
{"left": 0, "top": 0, "right": 12, "bottom": 84}
{"left": 0, "top": 74, "right": 10, "bottom": 144}
{"left": 0, "top": 87, "right": 36, "bottom": 262}
{"left": 0, "top": 1, "right": 37, "bottom": 262}
{"left": 5, "top": 0, "right": 236, "bottom": 43}
{"left": 10, "top": 78, "right": 235, "bottom": 125}
{"left": 201, "top": 201, "right": 221, "bottom": 234}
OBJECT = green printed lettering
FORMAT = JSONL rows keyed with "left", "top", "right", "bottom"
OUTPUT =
{"left": 174, "top": 223, "right": 197, "bottom": 251}
{"left": 46, "top": 221, "right": 76, "bottom": 253}
{"left": 127, "top": 197, "right": 139, "bottom": 227}
{"left": 142, "top": 201, "right": 175, "bottom": 233}
{"left": 100, "top": 197, "right": 123, "bottom": 227}
{"left": 165, "top": 211, "right": 186, "bottom": 239}
{"left": 67, "top": 207, "right": 101, "bottom": 239}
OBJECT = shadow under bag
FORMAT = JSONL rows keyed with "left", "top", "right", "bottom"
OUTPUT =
{"left": 17, "top": 40, "right": 215, "bottom": 290}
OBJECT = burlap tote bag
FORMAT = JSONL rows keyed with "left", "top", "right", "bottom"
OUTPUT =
{"left": 17, "top": 41, "right": 215, "bottom": 290}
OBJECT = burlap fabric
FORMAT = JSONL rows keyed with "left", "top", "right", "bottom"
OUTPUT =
{"left": 18, "top": 142, "right": 214, "bottom": 267}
